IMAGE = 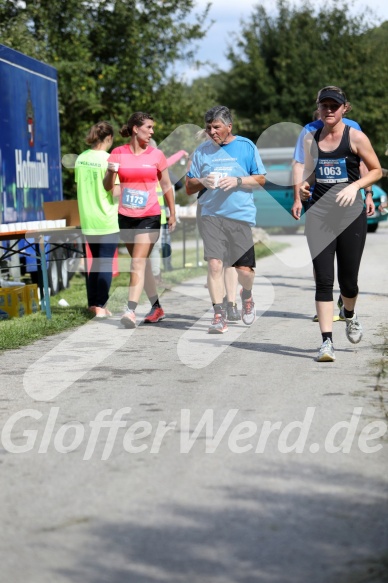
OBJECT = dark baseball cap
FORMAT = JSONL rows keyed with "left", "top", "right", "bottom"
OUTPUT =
{"left": 318, "top": 89, "right": 346, "bottom": 104}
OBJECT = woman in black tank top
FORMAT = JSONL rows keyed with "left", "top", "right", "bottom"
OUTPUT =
{"left": 312, "top": 125, "right": 361, "bottom": 203}
{"left": 300, "top": 86, "right": 382, "bottom": 362}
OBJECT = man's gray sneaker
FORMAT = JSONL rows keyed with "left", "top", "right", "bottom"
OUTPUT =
{"left": 221, "top": 296, "right": 227, "bottom": 321}
{"left": 345, "top": 314, "right": 363, "bottom": 344}
{"left": 316, "top": 338, "right": 336, "bottom": 362}
{"left": 208, "top": 313, "right": 228, "bottom": 334}
{"left": 226, "top": 303, "right": 240, "bottom": 322}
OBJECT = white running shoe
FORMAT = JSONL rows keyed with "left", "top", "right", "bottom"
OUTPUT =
{"left": 316, "top": 338, "right": 336, "bottom": 362}
{"left": 345, "top": 314, "right": 363, "bottom": 344}
{"left": 240, "top": 290, "right": 256, "bottom": 326}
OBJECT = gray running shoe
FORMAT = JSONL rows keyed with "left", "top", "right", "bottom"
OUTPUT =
{"left": 221, "top": 296, "right": 227, "bottom": 320}
{"left": 316, "top": 338, "right": 336, "bottom": 362}
{"left": 345, "top": 314, "right": 363, "bottom": 344}
{"left": 208, "top": 313, "right": 228, "bottom": 334}
{"left": 226, "top": 303, "right": 240, "bottom": 322}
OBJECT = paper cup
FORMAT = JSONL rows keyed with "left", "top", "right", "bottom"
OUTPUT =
{"left": 209, "top": 171, "right": 223, "bottom": 187}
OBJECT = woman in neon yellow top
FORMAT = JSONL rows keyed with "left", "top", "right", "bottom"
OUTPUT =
{"left": 75, "top": 122, "right": 119, "bottom": 318}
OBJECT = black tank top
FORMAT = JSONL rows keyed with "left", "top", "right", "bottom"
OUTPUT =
{"left": 312, "top": 125, "right": 361, "bottom": 203}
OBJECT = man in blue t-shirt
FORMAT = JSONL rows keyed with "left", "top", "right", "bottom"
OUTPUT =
{"left": 186, "top": 105, "right": 266, "bottom": 334}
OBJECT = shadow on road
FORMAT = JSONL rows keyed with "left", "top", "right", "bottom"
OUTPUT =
{"left": 54, "top": 461, "right": 388, "bottom": 583}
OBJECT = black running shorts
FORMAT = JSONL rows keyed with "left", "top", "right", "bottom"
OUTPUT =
{"left": 118, "top": 214, "right": 161, "bottom": 243}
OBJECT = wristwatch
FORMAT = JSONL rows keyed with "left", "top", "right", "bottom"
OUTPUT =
{"left": 236, "top": 177, "right": 242, "bottom": 187}
{"left": 364, "top": 189, "right": 373, "bottom": 195}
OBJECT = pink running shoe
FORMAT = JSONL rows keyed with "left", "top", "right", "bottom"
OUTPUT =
{"left": 120, "top": 308, "right": 136, "bottom": 329}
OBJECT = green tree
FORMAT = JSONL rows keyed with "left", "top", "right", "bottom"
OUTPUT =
{"left": 0, "top": 0, "right": 214, "bottom": 197}
{"left": 215, "top": 0, "right": 388, "bottom": 161}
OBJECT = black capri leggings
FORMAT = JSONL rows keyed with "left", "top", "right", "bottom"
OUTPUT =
{"left": 311, "top": 209, "right": 367, "bottom": 302}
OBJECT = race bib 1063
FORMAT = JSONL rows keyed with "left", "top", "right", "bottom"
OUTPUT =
{"left": 316, "top": 158, "right": 348, "bottom": 184}
{"left": 122, "top": 188, "right": 149, "bottom": 209}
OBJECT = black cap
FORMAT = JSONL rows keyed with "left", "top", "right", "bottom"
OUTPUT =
{"left": 318, "top": 89, "right": 346, "bottom": 104}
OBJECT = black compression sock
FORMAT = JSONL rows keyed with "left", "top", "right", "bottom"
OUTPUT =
{"left": 322, "top": 332, "right": 333, "bottom": 343}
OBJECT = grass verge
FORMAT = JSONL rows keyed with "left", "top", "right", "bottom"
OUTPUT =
{"left": 0, "top": 241, "right": 286, "bottom": 351}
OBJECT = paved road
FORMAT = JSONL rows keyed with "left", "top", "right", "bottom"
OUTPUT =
{"left": 0, "top": 224, "right": 387, "bottom": 583}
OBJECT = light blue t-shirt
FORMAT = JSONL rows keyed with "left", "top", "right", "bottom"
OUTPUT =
{"left": 187, "top": 136, "right": 266, "bottom": 226}
{"left": 293, "top": 118, "right": 362, "bottom": 164}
